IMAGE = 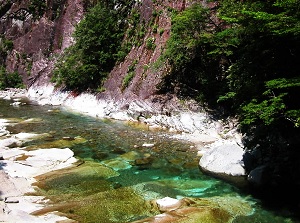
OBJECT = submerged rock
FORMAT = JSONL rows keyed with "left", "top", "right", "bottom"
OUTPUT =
{"left": 26, "top": 136, "right": 87, "bottom": 150}
{"left": 134, "top": 196, "right": 254, "bottom": 223}
{"left": 134, "top": 156, "right": 153, "bottom": 166}
{"left": 102, "top": 158, "right": 132, "bottom": 171}
{"left": 120, "top": 151, "right": 140, "bottom": 161}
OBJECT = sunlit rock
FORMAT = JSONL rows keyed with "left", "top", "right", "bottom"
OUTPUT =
{"left": 1, "top": 148, "right": 26, "bottom": 160}
{"left": 179, "top": 113, "right": 196, "bottom": 132}
{"left": 199, "top": 142, "right": 245, "bottom": 177}
{"left": 0, "top": 132, "right": 49, "bottom": 149}
{"left": 0, "top": 118, "right": 21, "bottom": 126}
{"left": 14, "top": 132, "right": 50, "bottom": 141}
{"left": 156, "top": 197, "right": 182, "bottom": 212}
{"left": 0, "top": 138, "right": 20, "bottom": 148}
{"left": 0, "top": 129, "right": 9, "bottom": 137}
{"left": 3, "top": 95, "right": 11, "bottom": 100}
{"left": 1, "top": 148, "right": 77, "bottom": 178}
{"left": 142, "top": 143, "right": 155, "bottom": 147}
{"left": 109, "top": 111, "right": 133, "bottom": 121}
{"left": 148, "top": 124, "right": 162, "bottom": 131}
{"left": 10, "top": 101, "right": 22, "bottom": 107}
{"left": 20, "top": 118, "right": 44, "bottom": 124}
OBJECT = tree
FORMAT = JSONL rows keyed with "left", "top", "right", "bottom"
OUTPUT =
{"left": 0, "top": 66, "right": 24, "bottom": 90}
{"left": 159, "top": 4, "right": 226, "bottom": 104}
{"left": 53, "top": 2, "right": 133, "bottom": 91}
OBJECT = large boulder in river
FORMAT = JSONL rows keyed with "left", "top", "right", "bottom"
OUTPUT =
{"left": 199, "top": 142, "right": 246, "bottom": 184}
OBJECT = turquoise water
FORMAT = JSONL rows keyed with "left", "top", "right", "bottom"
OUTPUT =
{"left": 0, "top": 98, "right": 298, "bottom": 222}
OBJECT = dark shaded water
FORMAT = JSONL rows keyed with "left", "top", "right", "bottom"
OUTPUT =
{"left": 0, "top": 99, "right": 298, "bottom": 222}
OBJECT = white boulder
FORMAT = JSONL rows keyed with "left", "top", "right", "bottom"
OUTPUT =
{"left": 199, "top": 142, "right": 245, "bottom": 176}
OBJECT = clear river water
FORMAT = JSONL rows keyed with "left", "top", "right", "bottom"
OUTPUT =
{"left": 0, "top": 98, "right": 298, "bottom": 222}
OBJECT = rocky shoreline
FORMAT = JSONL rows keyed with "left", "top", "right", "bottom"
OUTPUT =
{"left": 26, "top": 84, "right": 246, "bottom": 177}
{"left": 0, "top": 87, "right": 246, "bottom": 222}
{"left": 0, "top": 116, "right": 78, "bottom": 222}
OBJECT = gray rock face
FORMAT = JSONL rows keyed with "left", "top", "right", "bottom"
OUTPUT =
{"left": 199, "top": 143, "right": 246, "bottom": 177}
{"left": 1, "top": 0, "right": 84, "bottom": 87}
{"left": 247, "top": 165, "right": 269, "bottom": 186}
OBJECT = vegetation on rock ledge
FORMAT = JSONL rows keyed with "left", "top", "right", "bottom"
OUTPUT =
{"left": 0, "top": 36, "right": 23, "bottom": 90}
{"left": 52, "top": 1, "right": 134, "bottom": 92}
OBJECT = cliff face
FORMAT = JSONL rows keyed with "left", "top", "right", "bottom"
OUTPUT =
{"left": 101, "top": 0, "right": 185, "bottom": 103}
{"left": 0, "top": 0, "right": 213, "bottom": 106}
{"left": 1, "top": 0, "right": 84, "bottom": 87}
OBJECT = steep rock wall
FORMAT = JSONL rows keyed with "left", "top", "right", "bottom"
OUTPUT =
{"left": 100, "top": 0, "right": 215, "bottom": 111}
{"left": 1, "top": 0, "right": 84, "bottom": 87}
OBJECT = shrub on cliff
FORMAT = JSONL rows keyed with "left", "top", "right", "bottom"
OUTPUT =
{"left": 53, "top": 2, "right": 132, "bottom": 91}
{"left": 158, "top": 4, "right": 227, "bottom": 105}
{"left": 0, "top": 66, "right": 24, "bottom": 90}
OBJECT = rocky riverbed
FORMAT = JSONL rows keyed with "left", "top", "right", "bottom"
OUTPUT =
{"left": 0, "top": 87, "right": 247, "bottom": 222}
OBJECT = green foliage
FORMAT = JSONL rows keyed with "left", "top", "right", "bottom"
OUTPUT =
{"left": 0, "top": 37, "right": 13, "bottom": 61}
{"left": 159, "top": 4, "right": 225, "bottom": 104}
{"left": 160, "top": 1, "right": 300, "bottom": 180}
{"left": 242, "top": 77, "right": 300, "bottom": 127}
{"left": 216, "top": 0, "right": 300, "bottom": 124}
{"left": 163, "top": 4, "right": 210, "bottom": 72}
{"left": 242, "top": 93, "right": 287, "bottom": 125}
{"left": 217, "top": 92, "right": 236, "bottom": 103}
{"left": 265, "top": 78, "right": 300, "bottom": 89}
{"left": 28, "top": 0, "right": 46, "bottom": 20}
{"left": 121, "top": 60, "right": 138, "bottom": 90}
{"left": 0, "top": 66, "right": 24, "bottom": 90}
{"left": 53, "top": 3, "right": 133, "bottom": 91}
{"left": 125, "top": 8, "right": 146, "bottom": 48}
{"left": 158, "top": 28, "right": 164, "bottom": 36}
{"left": 146, "top": 37, "right": 156, "bottom": 50}
{"left": 122, "top": 72, "right": 135, "bottom": 90}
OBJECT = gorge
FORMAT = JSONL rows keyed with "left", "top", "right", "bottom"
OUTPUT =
{"left": 0, "top": 0, "right": 299, "bottom": 222}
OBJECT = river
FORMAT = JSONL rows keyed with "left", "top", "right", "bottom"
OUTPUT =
{"left": 0, "top": 98, "right": 297, "bottom": 222}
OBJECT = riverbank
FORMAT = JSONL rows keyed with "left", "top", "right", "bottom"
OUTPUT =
{"left": 0, "top": 89, "right": 77, "bottom": 221}
{"left": 26, "top": 84, "right": 246, "bottom": 178}
{"left": 0, "top": 115, "right": 78, "bottom": 222}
